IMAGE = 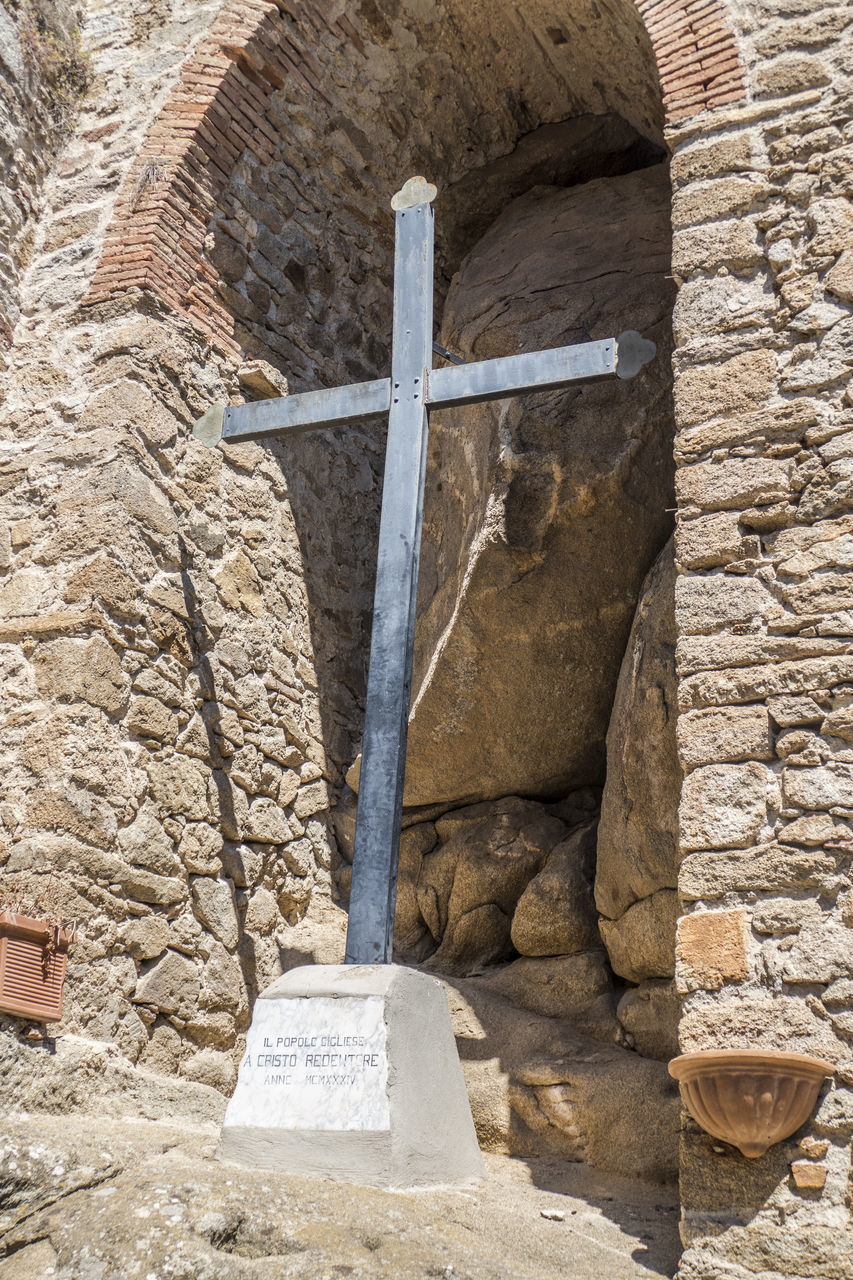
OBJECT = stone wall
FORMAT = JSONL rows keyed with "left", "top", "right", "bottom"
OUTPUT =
{"left": 0, "top": 0, "right": 87, "bottom": 347}
{"left": 668, "top": 1, "right": 853, "bottom": 1274}
{"left": 0, "top": 0, "right": 357, "bottom": 1099}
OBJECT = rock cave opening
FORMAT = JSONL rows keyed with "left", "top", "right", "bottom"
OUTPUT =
{"left": 199, "top": 0, "right": 680, "bottom": 1180}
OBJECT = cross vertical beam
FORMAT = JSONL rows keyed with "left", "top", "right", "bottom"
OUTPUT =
{"left": 344, "top": 196, "right": 434, "bottom": 964}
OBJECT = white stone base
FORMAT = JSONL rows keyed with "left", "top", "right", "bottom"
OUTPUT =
{"left": 217, "top": 964, "right": 484, "bottom": 1188}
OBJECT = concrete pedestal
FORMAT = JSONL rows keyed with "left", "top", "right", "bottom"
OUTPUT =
{"left": 217, "top": 964, "right": 484, "bottom": 1187}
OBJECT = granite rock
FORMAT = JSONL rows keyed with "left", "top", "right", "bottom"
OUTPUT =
{"left": 404, "top": 165, "right": 674, "bottom": 808}
{"left": 595, "top": 539, "right": 680, "bottom": 922}
{"left": 511, "top": 821, "right": 599, "bottom": 957}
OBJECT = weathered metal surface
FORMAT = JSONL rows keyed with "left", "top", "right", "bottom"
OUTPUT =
{"left": 616, "top": 330, "right": 657, "bottom": 380}
{"left": 222, "top": 379, "right": 391, "bottom": 442}
{"left": 345, "top": 199, "right": 435, "bottom": 965}
{"left": 390, "top": 175, "right": 438, "bottom": 211}
{"left": 427, "top": 338, "right": 617, "bottom": 409}
{"left": 192, "top": 404, "right": 225, "bottom": 447}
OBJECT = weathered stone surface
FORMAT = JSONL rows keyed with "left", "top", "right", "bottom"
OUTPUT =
{"left": 242, "top": 796, "right": 290, "bottom": 843}
{"left": 475, "top": 952, "right": 617, "bottom": 1040}
{"left": 445, "top": 980, "right": 679, "bottom": 1183}
{"left": 783, "top": 763, "right": 853, "bottom": 810}
{"left": 190, "top": 877, "right": 239, "bottom": 951}
{"left": 679, "top": 762, "right": 769, "bottom": 851}
{"left": 676, "top": 909, "right": 751, "bottom": 992}
{"left": 0, "top": 1110, "right": 681, "bottom": 1279}
{"left": 117, "top": 807, "right": 181, "bottom": 876}
{"left": 677, "top": 705, "right": 774, "bottom": 770}
{"left": 752, "top": 896, "right": 821, "bottom": 934}
{"left": 776, "top": 812, "right": 850, "bottom": 846}
{"left": 599, "top": 891, "right": 679, "bottom": 983}
{"left": 392, "top": 821, "right": 439, "bottom": 963}
{"left": 119, "top": 916, "right": 170, "bottom": 962}
{"left": 404, "top": 164, "right": 674, "bottom": 808}
{"left": 783, "top": 918, "right": 853, "bottom": 984}
{"left": 680, "top": 842, "right": 838, "bottom": 901}
{"left": 133, "top": 950, "right": 199, "bottom": 1018}
{"left": 678, "top": 997, "right": 842, "bottom": 1060}
{"left": 179, "top": 1049, "right": 237, "bottom": 1094}
{"left": 676, "top": 511, "right": 745, "bottom": 569}
{"left": 675, "top": 574, "right": 775, "bottom": 634}
{"left": 0, "top": 1033, "right": 225, "bottom": 1126}
{"left": 416, "top": 797, "right": 568, "bottom": 974}
{"left": 673, "top": 350, "right": 776, "bottom": 430}
{"left": 617, "top": 981, "right": 681, "bottom": 1061}
{"left": 31, "top": 635, "right": 129, "bottom": 716}
{"left": 825, "top": 249, "right": 853, "bottom": 304}
{"left": 126, "top": 695, "right": 178, "bottom": 742}
{"left": 510, "top": 822, "right": 599, "bottom": 957}
{"left": 596, "top": 540, "right": 680, "bottom": 921}
{"left": 790, "top": 1160, "right": 828, "bottom": 1190}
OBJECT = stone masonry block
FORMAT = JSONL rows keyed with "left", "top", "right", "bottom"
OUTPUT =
{"left": 671, "top": 135, "right": 755, "bottom": 188}
{"left": 677, "top": 705, "right": 773, "bottom": 770}
{"left": 680, "top": 762, "right": 768, "bottom": 851}
{"left": 674, "top": 271, "right": 776, "bottom": 344}
{"left": 680, "top": 843, "right": 836, "bottom": 902}
{"left": 675, "top": 574, "right": 775, "bottom": 635}
{"left": 755, "top": 55, "right": 830, "bottom": 99}
{"left": 676, "top": 457, "right": 794, "bottom": 511}
{"left": 784, "top": 918, "right": 853, "bottom": 985}
{"left": 676, "top": 511, "right": 744, "bottom": 569}
{"left": 677, "top": 402, "right": 818, "bottom": 462}
{"left": 783, "top": 763, "right": 853, "bottom": 811}
{"left": 674, "top": 350, "right": 775, "bottom": 430}
{"left": 676, "top": 909, "right": 750, "bottom": 992}
{"left": 672, "top": 178, "right": 771, "bottom": 231}
{"left": 790, "top": 1160, "right": 828, "bottom": 1190}
{"left": 32, "top": 634, "right": 130, "bottom": 717}
{"left": 672, "top": 220, "right": 763, "bottom": 276}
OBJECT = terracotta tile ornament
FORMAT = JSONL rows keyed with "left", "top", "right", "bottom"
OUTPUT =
{"left": 669, "top": 1049, "right": 835, "bottom": 1158}
{"left": 0, "top": 911, "right": 76, "bottom": 1023}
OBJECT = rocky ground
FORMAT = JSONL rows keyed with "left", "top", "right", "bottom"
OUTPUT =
{"left": 0, "top": 1112, "right": 681, "bottom": 1280}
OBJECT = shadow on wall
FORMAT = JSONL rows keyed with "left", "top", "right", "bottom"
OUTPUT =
{"left": 444, "top": 972, "right": 682, "bottom": 1180}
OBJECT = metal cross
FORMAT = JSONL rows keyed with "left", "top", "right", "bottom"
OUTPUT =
{"left": 195, "top": 175, "right": 656, "bottom": 966}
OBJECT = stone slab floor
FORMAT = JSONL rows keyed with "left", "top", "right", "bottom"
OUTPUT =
{"left": 0, "top": 1113, "right": 680, "bottom": 1280}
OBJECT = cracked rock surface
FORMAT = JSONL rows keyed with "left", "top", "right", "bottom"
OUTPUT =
{"left": 0, "top": 1112, "right": 680, "bottom": 1280}
{"left": 407, "top": 163, "right": 675, "bottom": 809}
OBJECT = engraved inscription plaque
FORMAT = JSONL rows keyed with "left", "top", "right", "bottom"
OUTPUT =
{"left": 225, "top": 995, "right": 390, "bottom": 1132}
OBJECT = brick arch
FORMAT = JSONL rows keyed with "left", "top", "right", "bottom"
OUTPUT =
{"left": 84, "top": 0, "right": 746, "bottom": 355}
{"left": 635, "top": 0, "right": 746, "bottom": 122}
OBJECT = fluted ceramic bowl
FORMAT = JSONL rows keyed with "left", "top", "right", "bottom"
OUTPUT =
{"left": 669, "top": 1049, "right": 835, "bottom": 1158}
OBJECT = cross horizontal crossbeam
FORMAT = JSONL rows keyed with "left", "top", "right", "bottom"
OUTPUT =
{"left": 218, "top": 332, "right": 653, "bottom": 444}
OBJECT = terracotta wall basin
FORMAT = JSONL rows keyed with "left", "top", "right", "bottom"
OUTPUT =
{"left": 669, "top": 1048, "right": 835, "bottom": 1158}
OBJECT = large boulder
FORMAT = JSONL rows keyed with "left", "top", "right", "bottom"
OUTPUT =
{"left": 599, "top": 889, "right": 679, "bottom": 982}
{"left": 445, "top": 979, "right": 679, "bottom": 1182}
{"left": 594, "top": 539, "right": 681, "bottom": 995}
{"left": 415, "top": 796, "right": 569, "bottom": 973}
{"left": 404, "top": 163, "right": 674, "bottom": 808}
{"left": 617, "top": 980, "right": 681, "bottom": 1061}
{"left": 341, "top": 793, "right": 615, "bottom": 1045}
{"left": 510, "top": 820, "right": 599, "bottom": 956}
